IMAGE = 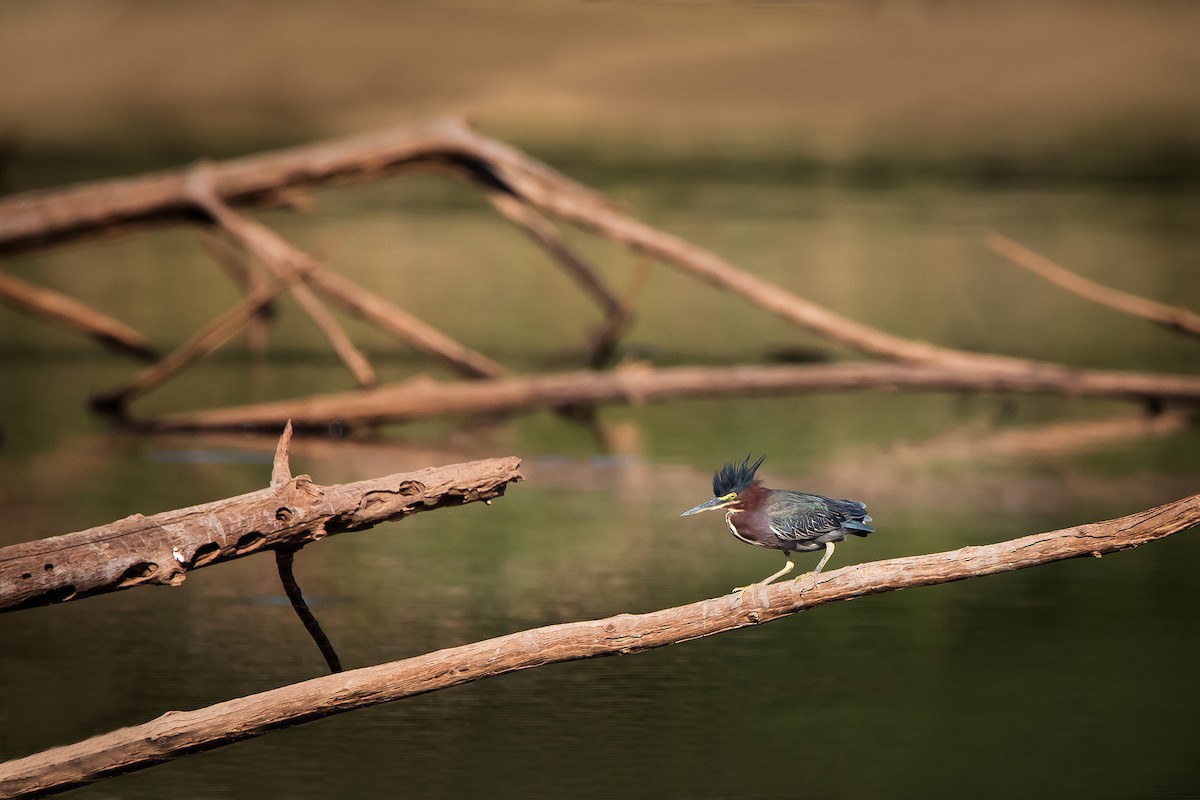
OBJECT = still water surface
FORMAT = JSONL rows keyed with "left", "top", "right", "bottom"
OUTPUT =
{"left": 1, "top": 172, "right": 1198, "bottom": 798}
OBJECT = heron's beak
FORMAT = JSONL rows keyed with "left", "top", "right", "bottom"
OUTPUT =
{"left": 681, "top": 494, "right": 735, "bottom": 516}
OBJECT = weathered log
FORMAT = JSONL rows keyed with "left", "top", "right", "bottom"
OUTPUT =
{"left": 987, "top": 232, "right": 1200, "bottom": 338}
{"left": 2, "top": 490, "right": 1196, "bottom": 799}
{"left": 0, "top": 270, "right": 158, "bottom": 361}
{"left": 0, "top": 447, "right": 522, "bottom": 613}
{"left": 131, "top": 361, "right": 1200, "bottom": 434}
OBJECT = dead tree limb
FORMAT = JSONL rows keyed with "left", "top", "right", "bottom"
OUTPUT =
{"left": 186, "top": 165, "right": 503, "bottom": 381}
{"left": 0, "top": 270, "right": 158, "bottom": 361}
{"left": 986, "top": 232, "right": 1200, "bottom": 339}
{"left": 0, "top": 119, "right": 482, "bottom": 255}
{"left": 2, "top": 118, "right": 1192, "bottom": 381}
{"left": 302, "top": 266, "right": 505, "bottom": 380}
{"left": 89, "top": 276, "right": 292, "bottom": 412}
{"left": 0, "top": 427, "right": 523, "bottom": 613}
{"left": 185, "top": 169, "right": 378, "bottom": 389}
{"left": 197, "top": 229, "right": 273, "bottom": 353}
{"left": 132, "top": 361, "right": 1200, "bottom": 434}
{"left": 486, "top": 190, "right": 624, "bottom": 318}
{"left": 2, "top": 490, "right": 1196, "bottom": 799}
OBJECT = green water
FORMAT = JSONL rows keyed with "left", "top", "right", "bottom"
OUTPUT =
{"left": 1, "top": 171, "right": 1198, "bottom": 799}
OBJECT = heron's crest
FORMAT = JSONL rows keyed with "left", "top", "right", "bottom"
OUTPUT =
{"left": 712, "top": 453, "right": 766, "bottom": 497}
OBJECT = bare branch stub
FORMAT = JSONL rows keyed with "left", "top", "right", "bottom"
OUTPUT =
{"left": 2, "top": 490, "right": 1197, "bottom": 798}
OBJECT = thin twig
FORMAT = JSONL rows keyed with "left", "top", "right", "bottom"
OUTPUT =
{"left": 986, "top": 232, "right": 1200, "bottom": 339}
{"left": 275, "top": 547, "right": 343, "bottom": 674}
{"left": 197, "top": 228, "right": 273, "bottom": 353}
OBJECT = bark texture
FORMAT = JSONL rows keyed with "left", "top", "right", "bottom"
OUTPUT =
{"left": 0, "top": 455, "right": 522, "bottom": 613}
{"left": 1, "top": 489, "right": 1196, "bottom": 799}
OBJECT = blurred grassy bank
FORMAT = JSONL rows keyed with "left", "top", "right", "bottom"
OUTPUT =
{"left": 1, "top": 1, "right": 1198, "bottom": 190}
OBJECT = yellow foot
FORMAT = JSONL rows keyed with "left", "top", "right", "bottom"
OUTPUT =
{"left": 732, "top": 583, "right": 758, "bottom": 593}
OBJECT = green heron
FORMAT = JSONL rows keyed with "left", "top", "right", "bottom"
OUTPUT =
{"left": 681, "top": 454, "right": 874, "bottom": 591}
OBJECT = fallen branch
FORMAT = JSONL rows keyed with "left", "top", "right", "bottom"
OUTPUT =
{"left": 0, "top": 426, "right": 522, "bottom": 613}
{"left": 4, "top": 118, "right": 1194, "bottom": 400}
{"left": 184, "top": 170, "right": 378, "bottom": 389}
{"left": 131, "top": 361, "right": 1200, "bottom": 433}
{"left": 89, "top": 273, "right": 293, "bottom": 411}
{"left": 986, "top": 232, "right": 1200, "bottom": 339}
{"left": 197, "top": 229, "right": 273, "bottom": 353}
{"left": 0, "top": 119, "right": 475, "bottom": 255}
{"left": 486, "top": 190, "right": 624, "bottom": 319}
{"left": 0, "top": 270, "right": 158, "bottom": 361}
{"left": 2, "top": 490, "right": 1196, "bottom": 799}
{"left": 187, "top": 166, "right": 504, "bottom": 381}
{"left": 0, "top": 119, "right": 1045, "bottom": 372}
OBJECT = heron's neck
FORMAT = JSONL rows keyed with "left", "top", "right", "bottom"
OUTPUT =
{"left": 732, "top": 481, "right": 768, "bottom": 513}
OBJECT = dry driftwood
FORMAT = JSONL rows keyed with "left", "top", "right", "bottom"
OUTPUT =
{"left": 3, "top": 117, "right": 1195, "bottom": 411}
{"left": 184, "top": 169, "right": 378, "bottom": 388}
{"left": 0, "top": 270, "right": 158, "bottom": 361}
{"left": 130, "top": 361, "right": 1200, "bottom": 433}
{"left": 90, "top": 274, "right": 294, "bottom": 411}
{"left": 987, "top": 232, "right": 1200, "bottom": 339}
{"left": 0, "top": 435, "right": 522, "bottom": 613}
{"left": 2, "top": 489, "right": 1196, "bottom": 799}
{"left": 197, "top": 229, "right": 273, "bottom": 353}
{"left": 187, "top": 166, "right": 505, "bottom": 381}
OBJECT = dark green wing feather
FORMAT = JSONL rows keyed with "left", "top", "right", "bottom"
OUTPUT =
{"left": 766, "top": 490, "right": 874, "bottom": 542}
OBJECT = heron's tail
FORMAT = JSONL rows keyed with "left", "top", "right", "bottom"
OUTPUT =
{"left": 839, "top": 503, "right": 874, "bottom": 537}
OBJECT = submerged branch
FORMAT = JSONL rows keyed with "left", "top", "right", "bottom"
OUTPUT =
{"left": 2, "top": 490, "right": 1197, "bottom": 798}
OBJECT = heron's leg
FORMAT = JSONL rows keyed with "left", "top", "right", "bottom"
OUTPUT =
{"left": 812, "top": 541, "right": 835, "bottom": 575}
{"left": 797, "top": 542, "right": 836, "bottom": 592}
{"left": 733, "top": 554, "right": 794, "bottom": 593}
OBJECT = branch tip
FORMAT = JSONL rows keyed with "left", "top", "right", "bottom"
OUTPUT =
{"left": 271, "top": 420, "right": 294, "bottom": 487}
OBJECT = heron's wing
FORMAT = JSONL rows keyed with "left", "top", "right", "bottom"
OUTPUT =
{"left": 766, "top": 491, "right": 847, "bottom": 541}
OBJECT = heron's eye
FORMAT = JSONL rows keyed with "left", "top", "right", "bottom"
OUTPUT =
{"left": 722, "top": 493, "right": 737, "bottom": 502}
